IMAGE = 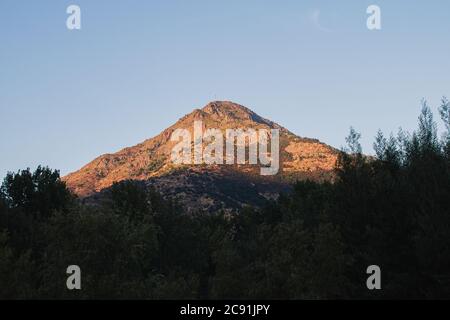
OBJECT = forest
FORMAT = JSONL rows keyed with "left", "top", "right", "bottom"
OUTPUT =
{"left": 1, "top": 99, "right": 449, "bottom": 299}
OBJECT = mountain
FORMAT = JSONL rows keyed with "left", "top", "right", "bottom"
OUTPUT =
{"left": 63, "top": 101, "right": 339, "bottom": 212}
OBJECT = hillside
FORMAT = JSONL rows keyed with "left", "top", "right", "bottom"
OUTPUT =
{"left": 63, "top": 101, "right": 339, "bottom": 212}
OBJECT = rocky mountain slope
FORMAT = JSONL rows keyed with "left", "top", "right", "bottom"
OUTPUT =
{"left": 63, "top": 101, "right": 339, "bottom": 212}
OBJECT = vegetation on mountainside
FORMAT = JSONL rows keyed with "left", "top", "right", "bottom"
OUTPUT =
{"left": 1, "top": 99, "right": 449, "bottom": 299}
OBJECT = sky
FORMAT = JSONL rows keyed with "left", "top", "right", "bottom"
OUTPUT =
{"left": 1, "top": 0, "right": 450, "bottom": 178}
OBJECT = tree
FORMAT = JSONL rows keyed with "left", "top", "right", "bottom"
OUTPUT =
{"left": 345, "top": 127, "right": 362, "bottom": 154}
{"left": 1, "top": 166, "right": 72, "bottom": 219}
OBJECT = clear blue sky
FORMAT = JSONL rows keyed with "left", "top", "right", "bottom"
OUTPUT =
{"left": 1, "top": 0, "right": 450, "bottom": 178}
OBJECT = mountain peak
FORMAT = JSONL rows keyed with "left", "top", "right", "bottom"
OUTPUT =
{"left": 182, "top": 101, "right": 282, "bottom": 129}
{"left": 63, "top": 101, "right": 339, "bottom": 208}
{"left": 202, "top": 101, "right": 251, "bottom": 114}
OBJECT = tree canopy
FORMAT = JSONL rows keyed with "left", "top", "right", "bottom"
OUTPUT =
{"left": 1, "top": 100, "right": 449, "bottom": 299}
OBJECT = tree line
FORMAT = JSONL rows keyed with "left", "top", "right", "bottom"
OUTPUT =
{"left": 1, "top": 99, "right": 449, "bottom": 299}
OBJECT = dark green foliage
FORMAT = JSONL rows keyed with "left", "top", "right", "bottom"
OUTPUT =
{"left": 0, "top": 231, "right": 35, "bottom": 299}
{"left": 1, "top": 99, "right": 450, "bottom": 299}
{"left": 37, "top": 207, "right": 160, "bottom": 299}
{"left": 0, "top": 166, "right": 72, "bottom": 219}
{"left": 110, "top": 181, "right": 152, "bottom": 222}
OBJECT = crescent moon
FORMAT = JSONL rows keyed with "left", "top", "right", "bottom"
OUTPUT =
{"left": 310, "top": 9, "right": 332, "bottom": 33}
